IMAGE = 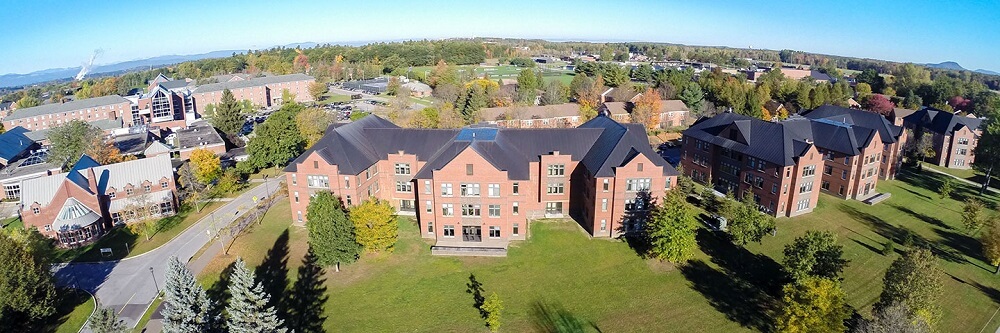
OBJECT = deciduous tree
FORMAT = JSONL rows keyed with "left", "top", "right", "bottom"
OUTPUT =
{"left": 876, "top": 248, "right": 943, "bottom": 328}
{"left": 782, "top": 230, "right": 849, "bottom": 281}
{"left": 349, "top": 199, "right": 398, "bottom": 253}
{"left": 226, "top": 258, "right": 287, "bottom": 333}
{"left": 541, "top": 80, "right": 569, "bottom": 106}
{"left": 516, "top": 68, "right": 540, "bottom": 103}
{"left": 162, "top": 257, "right": 214, "bottom": 333}
{"left": 482, "top": 292, "right": 504, "bottom": 333}
{"left": 240, "top": 103, "right": 305, "bottom": 173}
{"left": 15, "top": 95, "right": 40, "bottom": 109}
{"left": 190, "top": 148, "right": 222, "bottom": 184}
{"left": 307, "top": 81, "right": 328, "bottom": 101}
{"left": 863, "top": 94, "right": 895, "bottom": 116}
{"left": 295, "top": 107, "right": 333, "bottom": 147}
{"left": 974, "top": 120, "right": 1000, "bottom": 194}
{"left": 774, "top": 277, "right": 851, "bottom": 333}
{"left": 728, "top": 191, "right": 776, "bottom": 245}
{"left": 631, "top": 88, "right": 661, "bottom": 129}
{"left": 47, "top": 120, "right": 103, "bottom": 169}
{"left": 306, "top": 191, "right": 360, "bottom": 271}
{"left": 963, "top": 198, "right": 987, "bottom": 235}
{"left": 855, "top": 82, "right": 873, "bottom": 99}
{"left": 853, "top": 302, "right": 930, "bottom": 333}
{"left": 644, "top": 188, "right": 697, "bottom": 263}
{"left": 0, "top": 232, "right": 56, "bottom": 330}
{"left": 981, "top": 218, "right": 1000, "bottom": 274}
{"left": 938, "top": 177, "right": 954, "bottom": 199}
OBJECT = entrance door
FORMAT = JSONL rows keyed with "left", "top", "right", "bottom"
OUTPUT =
{"left": 462, "top": 226, "right": 482, "bottom": 242}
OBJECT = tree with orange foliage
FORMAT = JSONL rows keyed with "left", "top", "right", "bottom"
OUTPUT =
{"left": 85, "top": 137, "right": 126, "bottom": 165}
{"left": 293, "top": 49, "right": 310, "bottom": 74}
{"left": 578, "top": 75, "right": 605, "bottom": 120}
{"left": 632, "top": 88, "right": 662, "bottom": 129}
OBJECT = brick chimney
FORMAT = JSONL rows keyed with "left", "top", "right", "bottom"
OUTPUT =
{"left": 87, "top": 168, "right": 99, "bottom": 193}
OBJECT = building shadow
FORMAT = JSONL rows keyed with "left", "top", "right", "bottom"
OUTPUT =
{"left": 466, "top": 273, "right": 487, "bottom": 319}
{"left": 286, "top": 246, "right": 328, "bottom": 333}
{"left": 531, "top": 301, "right": 599, "bottom": 333}
{"left": 696, "top": 229, "right": 787, "bottom": 294}
{"left": 255, "top": 229, "right": 290, "bottom": 319}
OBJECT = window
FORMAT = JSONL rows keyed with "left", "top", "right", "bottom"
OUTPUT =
{"left": 294, "top": 191, "right": 299, "bottom": 203}
{"left": 344, "top": 176, "right": 350, "bottom": 188}
{"left": 396, "top": 181, "right": 412, "bottom": 193}
{"left": 461, "top": 204, "right": 481, "bottom": 217}
{"left": 603, "top": 179, "right": 610, "bottom": 192}
{"left": 637, "top": 163, "right": 644, "bottom": 172}
{"left": 545, "top": 202, "right": 563, "bottom": 214}
{"left": 744, "top": 173, "right": 753, "bottom": 184}
{"left": 824, "top": 165, "right": 832, "bottom": 175}
{"left": 824, "top": 151, "right": 834, "bottom": 161}
{"left": 957, "top": 148, "right": 968, "bottom": 156}
{"left": 844, "top": 156, "right": 851, "bottom": 165}
{"left": 442, "top": 204, "right": 454, "bottom": 216}
{"left": 796, "top": 198, "right": 811, "bottom": 211}
{"left": 512, "top": 182, "right": 519, "bottom": 195}
{"left": 346, "top": 195, "right": 352, "bottom": 206}
{"left": 144, "top": 184, "right": 151, "bottom": 193}
{"left": 512, "top": 202, "right": 519, "bottom": 215}
{"left": 313, "top": 161, "right": 319, "bottom": 169}
{"left": 547, "top": 183, "right": 565, "bottom": 194}
{"left": 841, "top": 170, "right": 848, "bottom": 180}
{"left": 394, "top": 163, "right": 411, "bottom": 175}
{"left": 488, "top": 184, "right": 500, "bottom": 197}
{"left": 109, "top": 191, "right": 116, "bottom": 199}
{"left": 127, "top": 188, "right": 134, "bottom": 195}
{"left": 441, "top": 183, "right": 453, "bottom": 196}
{"left": 489, "top": 205, "right": 500, "bottom": 217}
{"left": 425, "top": 201, "right": 432, "bottom": 213}
{"left": 307, "top": 175, "right": 330, "bottom": 188}
{"left": 32, "top": 207, "right": 39, "bottom": 214}
{"left": 513, "top": 223, "right": 520, "bottom": 236}
{"left": 443, "top": 225, "right": 455, "bottom": 237}
{"left": 424, "top": 180, "right": 431, "bottom": 194}
{"left": 600, "top": 219, "right": 607, "bottom": 231}
{"left": 802, "top": 165, "right": 816, "bottom": 177}
{"left": 3, "top": 184, "right": 20, "bottom": 200}
{"left": 799, "top": 181, "right": 813, "bottom": 193}
{"left": 625, "top": 178, "right": 651, "bottom": 192}
{"left": 771, "top": 183, "right": 778, "bottom": 194}
{"left": 427, "top": 221, "right": 434, "bottom": 233}
{"left": 460, "top": 183, "right": 480, "bottom": 197}
{"left": 489, "top": 226, "right": 501, "bottom": 238}
{"left": 665, "top": 177, "right": 672, "bottom": 189}
{"left": 161, "top": 180, "right": 169, "bottom": 189}
{"left": 547, "top": 164, "right": 565, "bottom": 176}
{"left": 821, "top": 180, "right": 830, "bottom": 190}
{"left": 958, "top": 138, "right": 970, "bottom": 145}
{"left": 466, "top": 164, "right": 474, "bottom": 175}
{"left": 601, "top": 198, "right": 608, "bottom": 212}
{"left": 754, "top": 176, "right": 764, "bottom": 189}
{"left": 839, "top": 185, "right": 845, "bottom": 195}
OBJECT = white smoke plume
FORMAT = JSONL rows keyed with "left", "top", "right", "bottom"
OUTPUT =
{"left": 75, "top": 49, "right": 103, "bottom": 81}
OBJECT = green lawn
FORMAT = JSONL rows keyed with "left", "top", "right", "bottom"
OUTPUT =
{"left": 922, "top": 162, "right": 1000, "bottom": 192}
{"left": 2, "top": 216, "right": 22, "bottom": 229}
{"left": 49, "top": 288, "right": 95, "bottom": 333}
{"left": 54, "top": 201, "right": 223, "bottom": 262}
{"left": 195, "top": 167, "right": 1000, "bottom": 332}
{"left": 319, "top": 92, "right": 352, "bottom": 104}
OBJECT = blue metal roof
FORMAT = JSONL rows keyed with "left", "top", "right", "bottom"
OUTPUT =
{"left": 0, "top": 126, "right": 34, "bottom": 161}
{"left": 455, "top": 127, "right": 498, "bottom": 141}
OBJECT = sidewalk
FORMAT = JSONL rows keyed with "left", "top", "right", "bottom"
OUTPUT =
{"left": 139, "top": 238, "right": 225, "bottom": 333}
{"left": 921, "top": 165, "right": 999, "bottom": 195}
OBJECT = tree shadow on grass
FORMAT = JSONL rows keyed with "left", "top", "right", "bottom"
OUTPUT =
{"left": 206, "top": 261, "right": 236, "bottom": 331}
{"left": 680, "top": 259, "right": 774, "bottom": 332}
{"left": 840, "top": 204, "right": 975, "bottom": 265}
{"left": 889, "top": 204, "right": 950, "bottom": 230}
{"left": 255, "top": 229, "right": 290, "bottom": 319}
{"left": 532, "top": 301, "right": 601, "bottom": 333}
{"left": 850, "top": 238, "right": 887, "bottom": 255}
{"left": 286, "top": 246, "right": 328, "bottom": 333}
{"left": 933, "top": 228, "right": 990, "bottom": 270}
{"left": 696, "top": 229, "right": 787, "bottom": 295}
{"left": 467, "top": 274, "right": 487, "bottom": 319}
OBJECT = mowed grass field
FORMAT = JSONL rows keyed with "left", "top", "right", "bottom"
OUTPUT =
{"left": 196, "top": 167, "right": 1000, "bottom": 332}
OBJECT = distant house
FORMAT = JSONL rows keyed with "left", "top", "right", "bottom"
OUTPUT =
{"left": 478, "top": 103, "right": 583, "bottom": 128}
{"left": 600, "top": 87, "right": 642, "bottom": 103}
{"left": 599, "top": 100, "right": 690, "bottom": 128}
{"left": 402, "top": 81, "right": 433, "bottom": 98}
{"left": 902, "top": 107, "right": 982, "bottom": 169}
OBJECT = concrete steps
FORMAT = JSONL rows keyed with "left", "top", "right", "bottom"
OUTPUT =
{"left": 431, "top": 246, "right": 507, "bottom": 257}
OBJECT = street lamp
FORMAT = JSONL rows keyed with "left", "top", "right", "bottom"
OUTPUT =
{"left": 149, "top": 267, "right": 160, "bottom": 294}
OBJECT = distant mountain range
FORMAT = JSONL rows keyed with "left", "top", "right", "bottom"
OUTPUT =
{"left": 0, "top": 42, "right": 321, "bottom": 88}
{"left": 924, "top": 61, "right": 999, "bottom": 75}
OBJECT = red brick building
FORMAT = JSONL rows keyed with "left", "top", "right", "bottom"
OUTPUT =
{"left": 2, "top": 95, "right": 131, "bottom": 132}
{"left": 802, "top": 105, "right": 908, "bottom": 181}
{"left": 902, "top": 107, "right": 982, "bottom": 169}
{"left": 601, "top": 100, "right": 690, "bottom": 128}
{"left": 190, "top": 73, "right": 315, "bottom": 114}
{"left": 478, "top": 103, "right": 583, "bottom": 128}
{"left": 284, "top": 115, "right": 678, "bottom": 252}
{"left": 19, "top": 154, "right": 177, "bottom": 247}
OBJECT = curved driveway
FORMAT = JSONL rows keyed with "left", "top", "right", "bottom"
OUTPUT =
{"left": 53, "top": 177, "right": 284, "bottom": 329}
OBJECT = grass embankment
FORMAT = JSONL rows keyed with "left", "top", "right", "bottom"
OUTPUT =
{"left": 49, "top": 288, "right": 95, "bottom": 333}
{"left": 197, "top": 168, "right": 1000, "bottom": 332}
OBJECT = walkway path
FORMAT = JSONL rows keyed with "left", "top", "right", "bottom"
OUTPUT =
{"left": 53, "top": 177, "right": 284, "bottom": 331}
{"left": 921, "top": 165, "right": 999, "bottom": 195}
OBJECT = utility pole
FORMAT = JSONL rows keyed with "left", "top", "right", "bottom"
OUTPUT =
{"left": 149, "top": 267, "right": 159, "bottom": 294}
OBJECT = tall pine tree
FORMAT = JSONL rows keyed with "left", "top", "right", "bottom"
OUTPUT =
{"left": 645, "top": 189, "right": 698, "bottom": 263}
{"left": 306, "top": 191, "right": 361, "bottom": 271}
{"left": 162, "top": 257, "right": 214, "bottom": 333}
{"left": 226, "top": 258, "right": 287, "bottom": 333}
{"left": 89, "top": 307, "right": 129, "bottom": 333}
{"left": 210, "top": 88, "right": 245, "bottom": 139}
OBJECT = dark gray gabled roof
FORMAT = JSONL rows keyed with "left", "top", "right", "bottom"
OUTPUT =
{"left": 903, "top": 107, "right": 983, "bottom": 136}
{"left": 684, "top": 113, "right": 812, "bottom": 166}
{"left": 288, "top": 114, "right": 677, "bottom": 180}
{"left": 802, "top": 105, "right": 902, "bottom": 144}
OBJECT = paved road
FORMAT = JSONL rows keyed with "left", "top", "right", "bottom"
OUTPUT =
{"left": 52, "top": 177, "right": 284, "bottom": 330}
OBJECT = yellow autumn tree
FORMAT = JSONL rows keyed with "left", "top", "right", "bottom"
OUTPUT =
{"left": 578, "top": 75, "right": 605, "bottom": 120}
{"left": 349, "top": 199, "right": 398, "bottom": 253}
{"left": 632, "top": 88, "right": 662, "bottom": 129}
{"left": 189, "top": 148, "right": 222, "bottom": 184}
{"left": 774, "top": 277, "right": 851, "bottom": 333}
{"left": 296, "top": 107, "right": 333, "bottom": 147}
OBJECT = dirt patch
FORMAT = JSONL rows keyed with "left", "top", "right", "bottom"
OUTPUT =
{"left": 645, "top": 258, "right": 677, "bottom": 274}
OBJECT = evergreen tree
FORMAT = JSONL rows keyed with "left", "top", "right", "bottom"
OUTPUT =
{"left": 89, "top": 307, "right": 129, "bottom": 333}
{"left": 211, "top": 89, "right": 246, "bottom": 139}
{"left": 516, "top": 68, "right": 539, "bottom": 103}
{"left": 226, "top": 258, "right": 287, "bottom": 333}
{"left": 162, "top": 257, "right": 214, "bottom": 333}
{"left": 645, "top": 189, "right": 698, "bottom": 263}
{"left": 782, "top": 231, "right": 849, "bottom": 281}
{"left": 679, "top": 82, "right": 704, "bottom": 111}
{"left": 306, "top": 191, "right": 361, "bottom": 271}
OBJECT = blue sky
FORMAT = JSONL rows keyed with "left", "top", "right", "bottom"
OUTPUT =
{"left": 0, "top": 0, "right": 997, "bottom": 75}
